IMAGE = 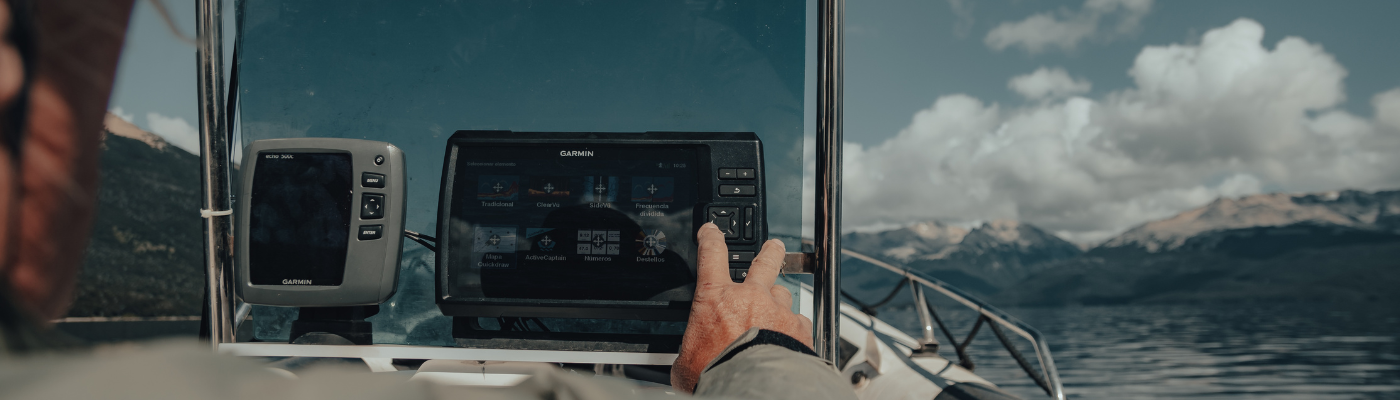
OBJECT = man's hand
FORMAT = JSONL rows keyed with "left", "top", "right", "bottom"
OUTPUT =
{"left": 671, "top": 223, "right": 813, "bottom": 392}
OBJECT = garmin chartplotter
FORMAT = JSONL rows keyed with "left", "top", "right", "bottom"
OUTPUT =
{"left": 236, "top": 138, "right": 407, "bottom": 307}
{"left": 436, "top": 131, "right": 768, "bottom": 321}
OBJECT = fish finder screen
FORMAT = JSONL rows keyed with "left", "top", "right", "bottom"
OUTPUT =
{"left": 448, "top": 146, "right": 699, "bottom": 303}
{"left": 248, "top": 152, "right": 353, "bottom": 286}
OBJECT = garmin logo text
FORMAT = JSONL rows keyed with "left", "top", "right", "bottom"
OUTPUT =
{"left": 560, "top": 150, "right": 594, "bottom": 157}
{"left": 282, "top": 279, "right": 313, "bottom": 285}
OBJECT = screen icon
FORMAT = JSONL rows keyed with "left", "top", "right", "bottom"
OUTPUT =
{"left": 524, "top": 228, "right": 557, "bottom": 252}
{"left": 583, "top": 176, "right": 618, "bottom": 202}
{"left": 636, "top": 229, "right": 669, "bottom": 255}
{"left": 630, "top": 177, "right": 675, "bottom": 202}
{"left": 527, "top": 176, "right": 572, "bottom": 200}
{"left": 477, "top": 175, "right": 519, "bottom": 201}
{"left": 472, "top": 226, "right": 518, "bottom": 269}
{"left": 472, "top": 226, "right": 517, "bottom": 253}
{"left": 576, "top": 229, "right": 620, "bottom": 255}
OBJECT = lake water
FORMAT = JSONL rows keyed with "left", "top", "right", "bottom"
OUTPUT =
{"left": 871, "top": 302, "right": 1400, "bottom": 399}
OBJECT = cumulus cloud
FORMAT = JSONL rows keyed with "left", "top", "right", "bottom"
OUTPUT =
{"left": 1376, "top": 88, "right": 1400, "bottom": 130}
{"left": 146, "top": 112, "right": 200, "bottom": 155}
{"left": 1009, "top": 67, "right": 1092, "bottom": 100}
{"left": 985, "top": 0, "right": 1152, "bottom": 54}
{"left": 109, "top": 107, "right": 135, "bottom": 123}
{"left": 835, "top": 19, "right": 1400, "bottom": 244}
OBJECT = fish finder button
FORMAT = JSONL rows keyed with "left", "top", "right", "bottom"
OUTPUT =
{"left": 708, "top": 206, "right": 741, "bottom": 239}
{"left": 718, "top": 169, "right": 737, "bottom": 179}
{"left": 729, "top": 251, "right": 755, "bottom": 262}
{"left": 737, "top": 169, "right": 755, "bottom": 179}
{"left": 358, "top": 225, "right": 383, "bottom": 240}
{"left": 361, "top": 193, "right": 385, "bottom": 219}
{"left": 731, "top": 269, "right": 749, "bottom": 282}
{"left": 361, "top": 172, "right": 386, "bottom": 188}
{"left": 719, "top": 185, "right": 756, "bottom": 197}
{"left": 744, "top": 207, "right": 755, "bottom": 239}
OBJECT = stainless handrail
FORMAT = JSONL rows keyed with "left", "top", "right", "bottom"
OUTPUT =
{"left": 196, "top": 0, "right": 235, "bottom": 347}
{"left": 813, "top": 0, "right": 846, "bottom": 365}
{"left": 842, "top": 249, "right": 1065, "bottom": 400}
{"left": 908, "top": 280, "right": 940, "bottom": 350}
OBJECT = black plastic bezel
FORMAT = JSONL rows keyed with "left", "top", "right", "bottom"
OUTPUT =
{"left": 435, "top": 130, "right": 767, "bottom": 321}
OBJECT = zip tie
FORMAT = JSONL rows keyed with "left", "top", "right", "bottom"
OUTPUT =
{"left": 201, "top": 209, "right": 233, "bottom": 218}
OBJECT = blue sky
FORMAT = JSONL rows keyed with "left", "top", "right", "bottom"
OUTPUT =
{"left": 834, "top": 0, "right": 1400, "bottom": 242}
{"left": 108, "top": 0, "right": 1400, "bottom": 243}
{"left": 107, "top": 0, "right": 233, "bottom": 155}
{"left": 846, "top": 0, "right": 1400, "bottom": 147}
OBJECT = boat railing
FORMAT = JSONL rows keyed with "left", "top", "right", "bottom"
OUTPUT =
{"left": 839, "top": 248, "right": 1065, "bottom": 400}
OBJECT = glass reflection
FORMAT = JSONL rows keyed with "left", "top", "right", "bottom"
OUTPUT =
{"left": 237, "top": 0, "right": 809, "bottom": 344}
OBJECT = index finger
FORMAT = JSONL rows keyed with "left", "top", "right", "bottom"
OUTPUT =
{"left": 695, "top": 222, "right": 732, "bottom": 285}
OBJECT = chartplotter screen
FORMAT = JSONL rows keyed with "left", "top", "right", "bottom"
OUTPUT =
{"left": 446, "top": 145, "right": 700, "bottom": 304}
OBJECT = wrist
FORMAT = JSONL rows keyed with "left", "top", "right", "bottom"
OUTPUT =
{"left": 703, "top": 328, "right": 818, "bottom": 374}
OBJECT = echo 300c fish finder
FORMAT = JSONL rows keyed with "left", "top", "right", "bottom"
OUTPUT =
{"left": 436, "top": 131, "right": 768, "bottom": 321}
{"left": 236, "top": 138, "right": 407, "bottom": 307}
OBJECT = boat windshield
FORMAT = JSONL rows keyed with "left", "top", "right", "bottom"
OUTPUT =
{"left": 235, "top": 0, "right": 816, "bottom": 345}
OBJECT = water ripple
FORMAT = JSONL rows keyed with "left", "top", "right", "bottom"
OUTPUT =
{"left": 870, "top": 302, "right": 1400, "bottom": 399}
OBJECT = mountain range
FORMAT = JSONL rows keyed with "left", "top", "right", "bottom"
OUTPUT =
{"left": 70, "top": 112, "right": 1400, "bottom": 316}
{"left": 68, "top": 114, "right": 203, "bottom": 317}
{"left": 842, "top": 220, "right": 1081, "bottom": 298}
{"left": 843, "top": 190, "right": 1400, "bottom": 308}
{"left": 1100, "top": 190, "right": 1400, "bottom": 253}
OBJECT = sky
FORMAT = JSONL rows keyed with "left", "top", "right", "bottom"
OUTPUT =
{"left": 837, "top": 0, "right": 1400, "bottom": 243}
{"left": 108, "top": 0, "right": 234, "bottom": 156}
{"left": 108, "top": 0, "right": 1400, "bottom": 244}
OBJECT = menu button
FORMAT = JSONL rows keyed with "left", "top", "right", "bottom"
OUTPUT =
{"left": 362, "top": 172, "right": 386, "bottom": 188}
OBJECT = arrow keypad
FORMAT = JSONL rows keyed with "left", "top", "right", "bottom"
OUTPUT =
{"left": 708, "top": 207, "right": 741, "bottom": 239}
{"left": 711, "top": 168, "right": 759, "bottom": 246}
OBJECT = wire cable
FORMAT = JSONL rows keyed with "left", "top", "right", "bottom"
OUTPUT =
{"left": 402, "top": 230, "right": 438, "bottom": 252}
{"left": 838, "top": 277, "right": 909, "bottom": 316}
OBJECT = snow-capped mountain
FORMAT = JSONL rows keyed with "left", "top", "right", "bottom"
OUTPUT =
{"left": 103, "top": 112, "right": 173, "bottom": 152}
{"left": 843, "top": 189, "right": 1400, "bottom": 307}
{"left": 847, "top": 220, "right": 1080, "bottom": 263}
{"left": 843, "top": 220, "right": 1082, "bottom": 294}
{"left": 993, "top": 188, "right": 1400, "bottom": 306}
{"left": 1099, "top": 190, "right": 1400, "bottom": 252}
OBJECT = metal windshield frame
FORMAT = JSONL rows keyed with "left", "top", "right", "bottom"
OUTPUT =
{"left": 194, "top": 3, "right": 1067, "bottom": 398}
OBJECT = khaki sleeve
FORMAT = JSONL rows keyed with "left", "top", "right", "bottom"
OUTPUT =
{"left": 693, "top": 328, "right": 857, "bottom": 400}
